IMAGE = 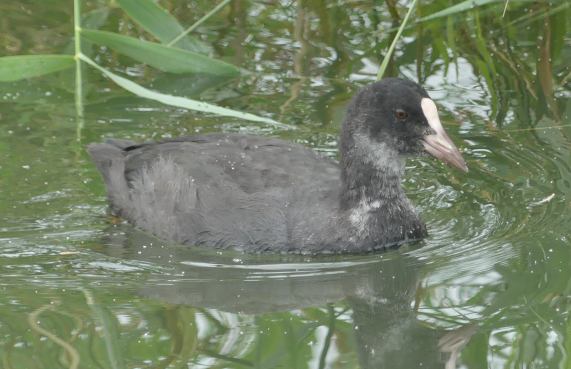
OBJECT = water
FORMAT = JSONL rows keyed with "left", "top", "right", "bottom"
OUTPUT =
{"left": 0, "top": 1, "right": 570, "bottom": 368}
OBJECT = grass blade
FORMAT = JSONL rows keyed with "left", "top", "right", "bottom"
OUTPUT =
{"left": 168, "top": 0, "right": 232, "bottom": 47}
{"left": 502, "top": 0, "right": 510, "bottom": 17}
{"left": 0, "top": 55, "right": 75, "bottom": 82}
{"left": 81, "top": 29, "right": 240, "bottom": 76}
{"left": 418, "top": 0, "right": 500, "bottom": 23}
{"left": 116, "top": 0, "right": 210, "bottom": 54}
{"left": 377, "top": 0, "right": 419, "bottom": 80}
{"left": 74, "top": 0, "right": 85, "bottom": 141}
{"left": 79, "top": 53, "right": 291, "bottom": 128}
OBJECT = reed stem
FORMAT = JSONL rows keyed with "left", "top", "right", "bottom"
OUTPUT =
{"left": 74, "top": 0, "right": 84, "bottom": 141}
{"left": 376, "top": 0, "right": 418, "bottom": 80}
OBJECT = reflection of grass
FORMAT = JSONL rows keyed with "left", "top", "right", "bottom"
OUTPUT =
{"left": 417, "top": 238, "right": 571, "bottom": 368}
{"left": 0, "top": 288, "right": 355, "bottom": 369}
{"left": 28, "top": 302, "right": 80, "bottom": 369}
{"left": 81, "top": 288, "right": 125, "bottom": 369}
{"left": 161, "top": 304, "right": 353, "bottom": 368}
{"left": 318, "top": 304, "right": 336, "bottom": 369}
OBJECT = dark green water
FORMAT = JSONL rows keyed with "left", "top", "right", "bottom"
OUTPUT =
{"left": 1, "top": 1, "right": 570, "bottom": 368}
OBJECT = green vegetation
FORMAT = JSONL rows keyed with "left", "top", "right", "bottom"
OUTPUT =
{"left": 0, "top": 0, "right": 278, "bottom": 130}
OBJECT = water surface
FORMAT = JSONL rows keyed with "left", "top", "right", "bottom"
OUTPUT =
{"left": 0, "top": 1, "right": 570, "bottom": 368}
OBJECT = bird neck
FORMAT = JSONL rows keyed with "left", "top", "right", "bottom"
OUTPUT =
{"left": 338, "top": 133, "right": 426, "bottom": 249}
{"left": 339, "top": 133, "right": 406, "bottom": 210}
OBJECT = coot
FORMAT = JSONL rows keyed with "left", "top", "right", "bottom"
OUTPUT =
{"left": 88, "top": 78, "right": 467, "bottom": 254}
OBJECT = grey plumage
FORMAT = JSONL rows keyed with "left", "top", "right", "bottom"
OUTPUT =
{"left": 88, "top": 134, "right": 348, "bottom": 253}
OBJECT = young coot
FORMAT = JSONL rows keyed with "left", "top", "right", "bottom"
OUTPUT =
{"left": 88, "top": 78, "right": 467, "bottom": 254}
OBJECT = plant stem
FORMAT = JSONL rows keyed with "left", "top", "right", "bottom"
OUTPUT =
{"left": 502, "top": 0, "right": 510, "bottom": 17}
{"left": 376, "top": 0, "right": 418, "bottom": 80}
{"left": 74, "top": 0, "right": 84, "bottom": 141}
{"left": 167, "top": 0, "right": 232, "bottom": 47}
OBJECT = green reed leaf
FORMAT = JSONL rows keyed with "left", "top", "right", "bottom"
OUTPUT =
{"left": 418, "top": 0, "right": 500, "bottom": 23}
{"left": 79, "top": 54, "right": 291, "bottom": 128}
{"left": 116, "top": 0, "right": 210, "bottom": 54}
{"left": 81, "top": 29, "right": 239, "bottom": 77}
{"left": 0, "top": 55, "right": 75, "bottom": 82}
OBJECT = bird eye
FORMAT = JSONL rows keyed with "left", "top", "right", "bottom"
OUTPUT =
{"left": 395, "top": 109, "right": 408, "bottom": 120}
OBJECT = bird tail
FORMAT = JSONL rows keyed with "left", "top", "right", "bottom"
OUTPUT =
{"left": 86, "top": 139, "right": 134, "bottom": 216}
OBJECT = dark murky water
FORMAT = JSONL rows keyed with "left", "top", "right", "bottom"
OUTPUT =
{"left": 0, "top": 1, "right": 570, "bottom": 368}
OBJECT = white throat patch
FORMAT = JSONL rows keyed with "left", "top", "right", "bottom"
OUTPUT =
{"left": 353, "top": 133, "right": 404, "bottom": 175}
